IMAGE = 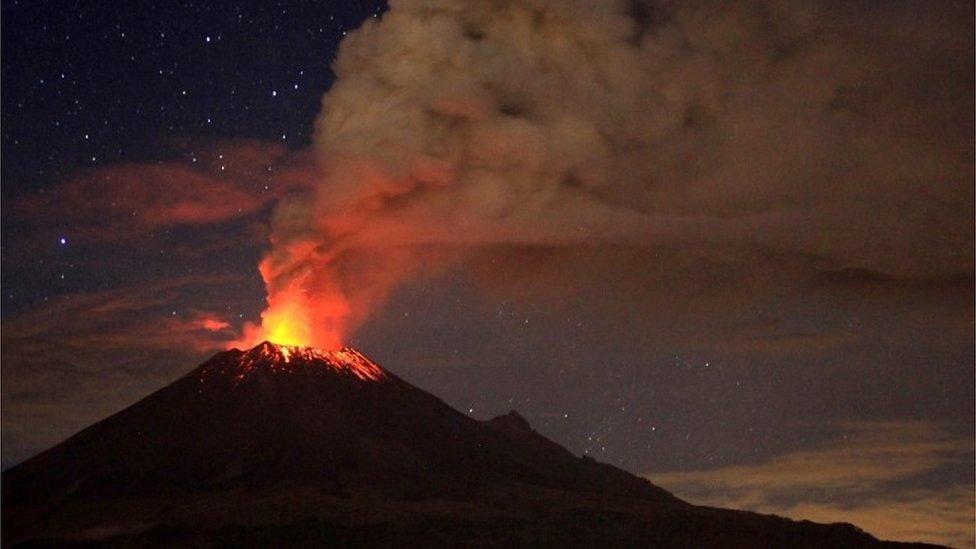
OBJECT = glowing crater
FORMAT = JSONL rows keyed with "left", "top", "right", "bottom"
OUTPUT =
{"left": 233, "top": 341, "right": 387, "bottom": 382}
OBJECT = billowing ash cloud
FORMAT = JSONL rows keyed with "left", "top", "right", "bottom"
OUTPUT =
{"left": 253, "top": 0, "right": 973, "bottom": 348}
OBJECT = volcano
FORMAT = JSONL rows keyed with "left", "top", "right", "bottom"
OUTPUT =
{"left": 3, "top": 343, "right": 946, "bottom": 548}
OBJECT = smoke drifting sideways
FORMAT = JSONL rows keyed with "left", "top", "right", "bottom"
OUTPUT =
{"left": 242, "top": 0, "right": 973, "bottom": 349}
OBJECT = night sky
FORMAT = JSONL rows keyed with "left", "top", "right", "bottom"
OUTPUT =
{"left": 2, "top": 1, "right": 973, "bottom": 547}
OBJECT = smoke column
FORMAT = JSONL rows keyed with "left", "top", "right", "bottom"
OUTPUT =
{"left": 243, "top": 0, "right": 972, "bottom": 348}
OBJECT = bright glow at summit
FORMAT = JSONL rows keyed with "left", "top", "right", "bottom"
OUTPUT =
{"left": 233, "top": 341, "right": 386, "bottom": 382}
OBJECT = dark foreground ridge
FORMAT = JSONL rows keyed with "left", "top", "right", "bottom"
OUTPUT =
{"left": 3, "top": 342, "right": 948, "bottom": 548}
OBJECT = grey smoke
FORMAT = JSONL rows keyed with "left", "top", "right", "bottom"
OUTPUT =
{"left": 257, "top": 0, "right": 973, "bottom": 339}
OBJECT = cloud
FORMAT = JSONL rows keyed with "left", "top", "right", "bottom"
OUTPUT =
{"left": 250, "top": 0, "right": 973, "bottom": 347}
{"left": 191, "top": 314, "right": 232, "bottom": 332}
{"left": 0, "top": 138, "right": 324, "bottom": 465}
{"left": 7, "top": 139, "right": 317, "bottom": 247}
{"left": 782, "top": 489, "right": 975, "bottom": 549}
{"left": 651, "top": 421, "right": 975, "bottom": 548}
{"left": 0, "top": 137, "right": 326, "bottom": 331}
{"left": 1, "top": 275, "right": 250, "bottom": 354}
{"left": 0, "top": 275, "right": 262, "bottom": 468}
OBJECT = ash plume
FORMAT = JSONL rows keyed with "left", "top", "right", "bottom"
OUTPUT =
{"left": 251, "top": 0, "right": 973, "bottom": 347}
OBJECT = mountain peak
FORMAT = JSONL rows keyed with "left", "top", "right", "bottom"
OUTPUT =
{"left": 4, "top": 343, "right": 935, "bottom": 548}
{"left": 488, "top": 410, "right": 534, "bottom": 433}
{"left": 227, "top": 341, "right": 387, "bottom": 382}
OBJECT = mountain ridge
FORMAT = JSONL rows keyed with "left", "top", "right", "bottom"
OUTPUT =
{"left": 2, "top": 342, "right": 948, "bottom": 548}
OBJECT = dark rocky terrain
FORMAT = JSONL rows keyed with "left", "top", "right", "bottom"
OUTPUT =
{"left": 2, "top": 342, "right": 949, "bottom": 548}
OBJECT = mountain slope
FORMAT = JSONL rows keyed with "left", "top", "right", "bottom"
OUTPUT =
{"left": 2, "top": 343, "right": 948, "bottom": 548}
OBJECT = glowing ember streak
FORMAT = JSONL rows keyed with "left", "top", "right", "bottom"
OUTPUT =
{"left": 230, "top": 341, "right": 386, "bottom": 382}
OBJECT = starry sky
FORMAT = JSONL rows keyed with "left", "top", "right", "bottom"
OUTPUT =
{"left": 2, "top": 1, "right": 973, "bottom": 547}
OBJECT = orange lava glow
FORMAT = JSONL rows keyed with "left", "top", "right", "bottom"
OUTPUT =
{"left": 241, "top": 341, "right": 386, "bottom": 381}
{"left": 202, "top": 341, "right": 387, "bottom": 385}
{"left": 232, "top": 271, "right": 351, "bottom": 351}
{"left": 261, "top": 297, "right": 319, "bottom": 348}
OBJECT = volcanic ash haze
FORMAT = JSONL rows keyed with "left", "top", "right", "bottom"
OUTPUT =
{"left": 245, "top": 0, "right": 973, "bottom": 348}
